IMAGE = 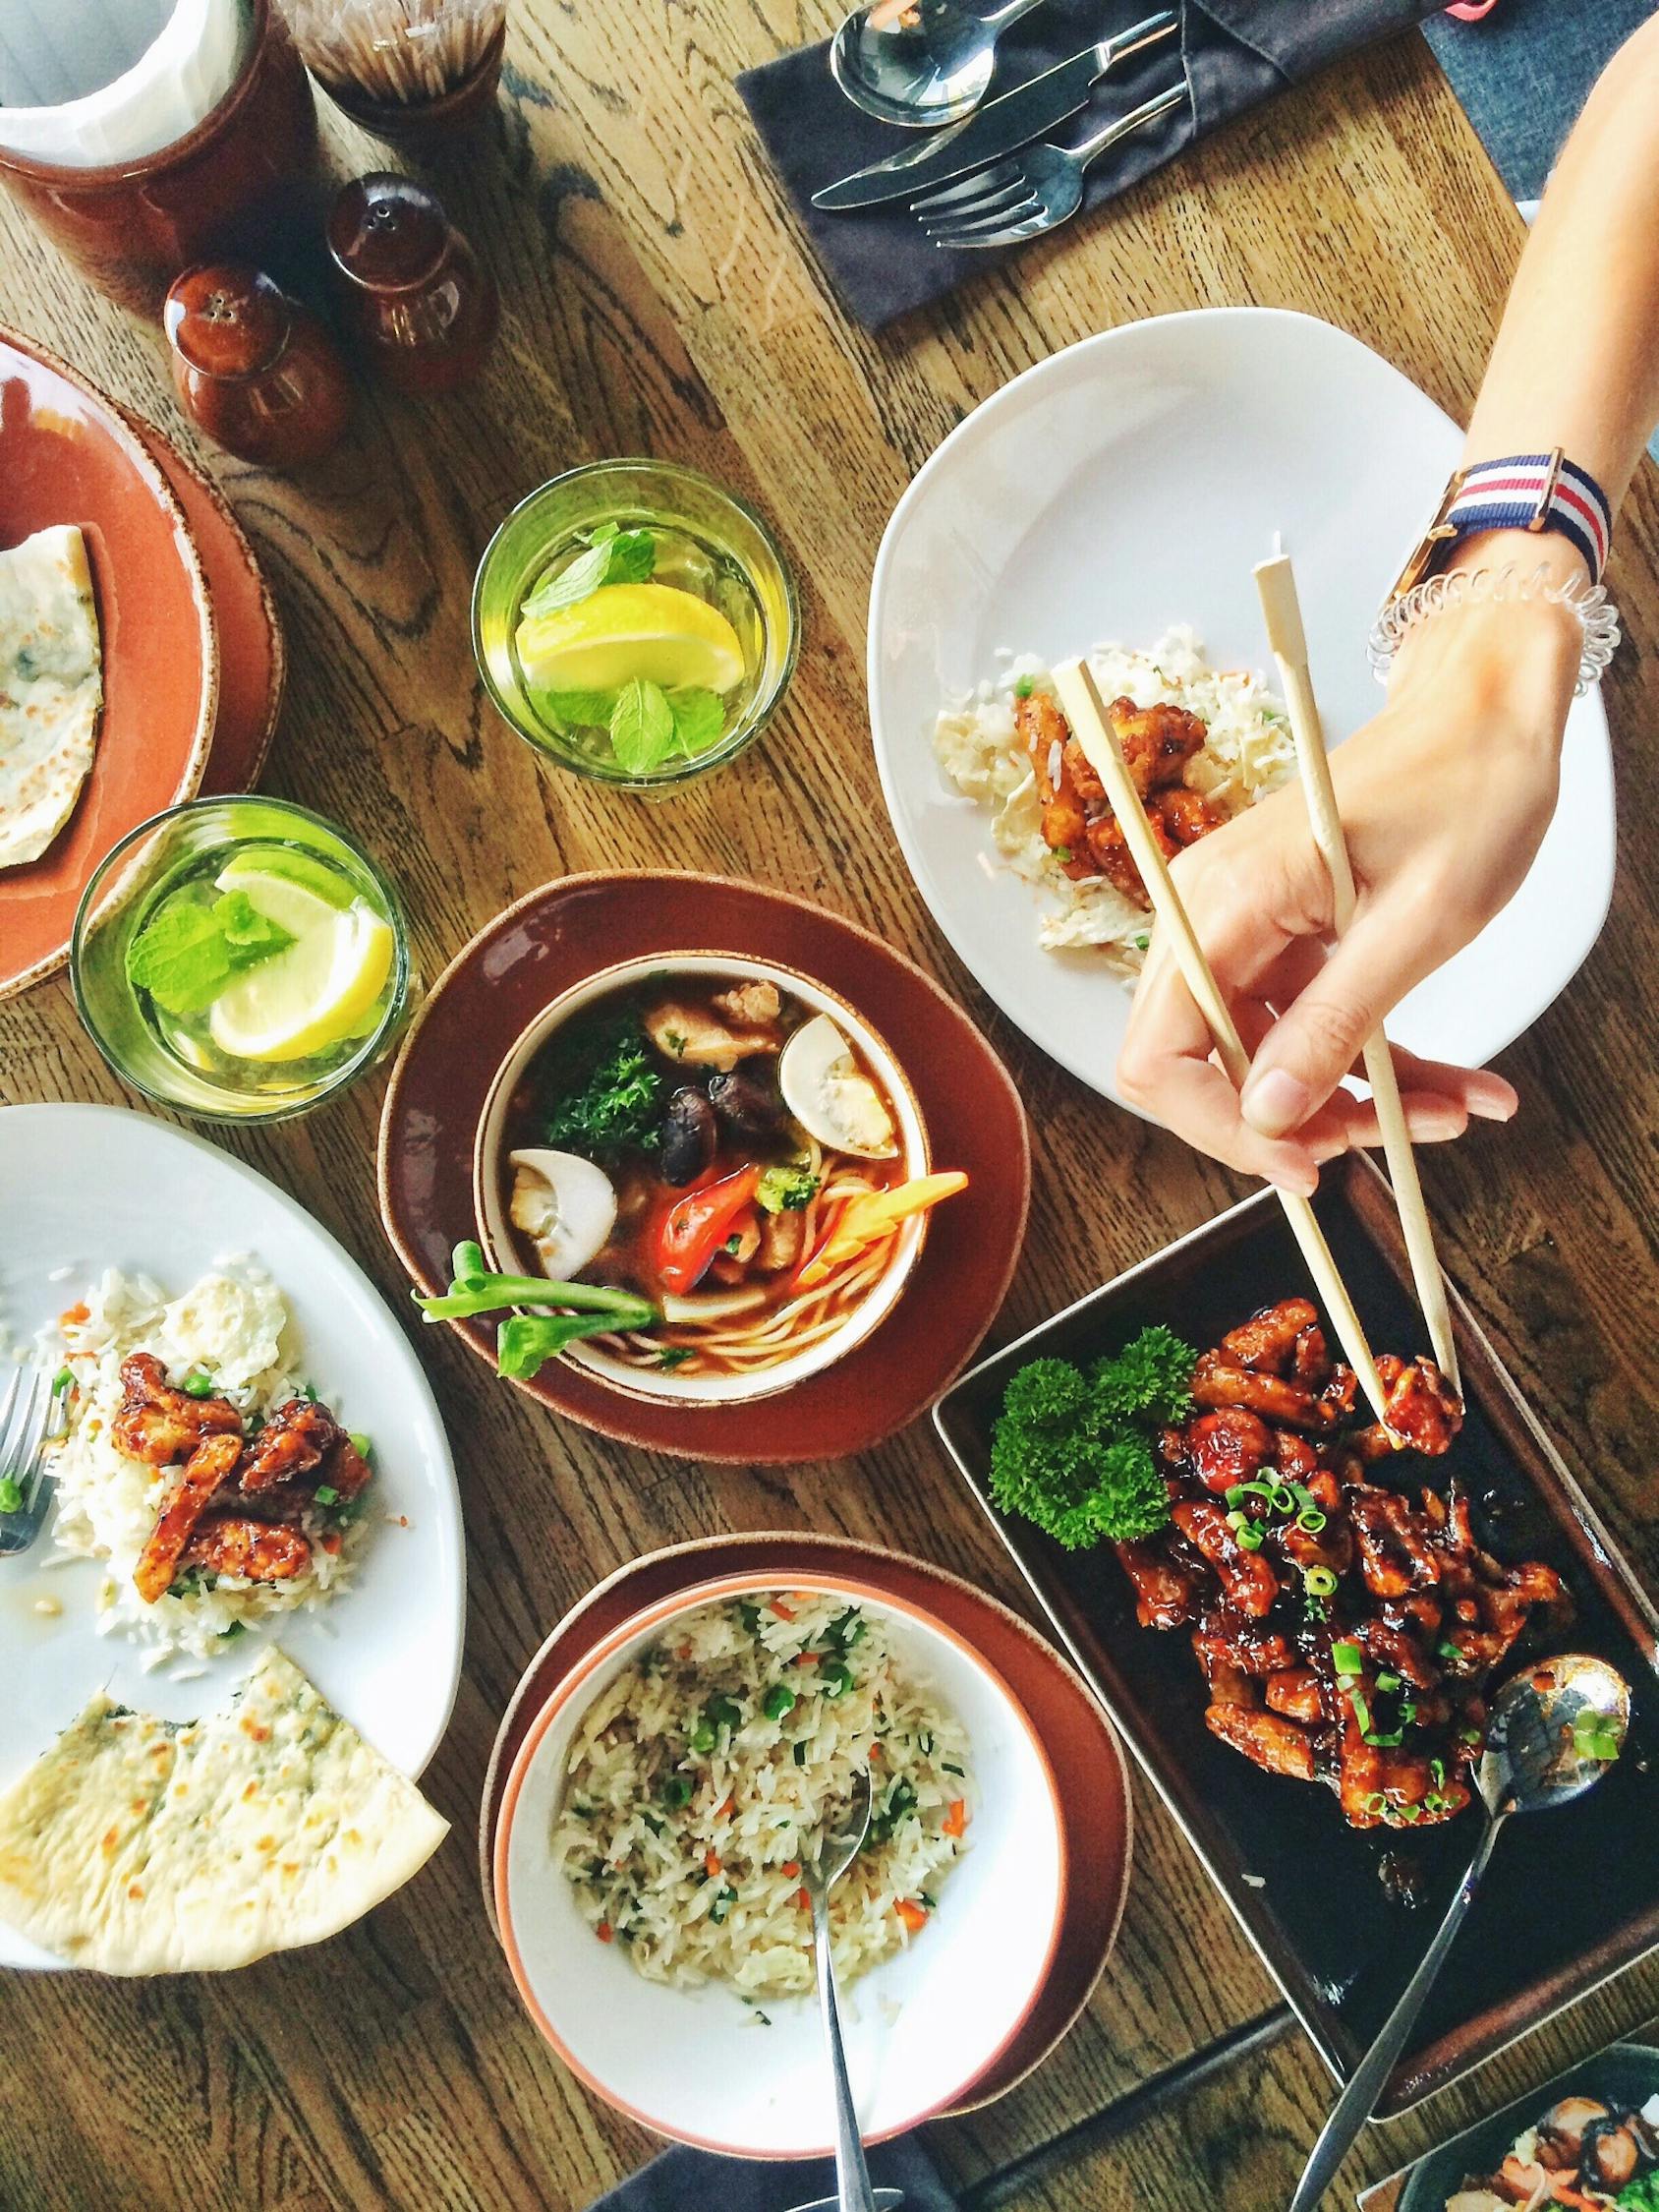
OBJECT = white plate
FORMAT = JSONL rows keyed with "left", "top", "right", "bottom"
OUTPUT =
{"left": 0, "top": 1103, "right": 466, "bottom": 1972}
{"left": 869, "top": 308, "right": 1616, "bottom": 1106}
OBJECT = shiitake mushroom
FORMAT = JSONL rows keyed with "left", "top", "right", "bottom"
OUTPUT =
{"left": 708, "top": 1064, "right": 783, "bottom": 1136}
{"left": 660, "top": 1086, "right": 717, "bottom": 1185}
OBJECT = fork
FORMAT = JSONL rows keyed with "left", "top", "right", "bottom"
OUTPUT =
{"left": 913, "top": 81, "right": 1187, "bottom": 250}
{"left": 800, "top": 1768, "right": 877, "bottom": 2212}
{"left": 0, "top": 1364, "right": 62, "bottom": 1557}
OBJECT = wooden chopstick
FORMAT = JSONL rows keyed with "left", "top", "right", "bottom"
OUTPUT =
{"left": 1051, "top": 656, "right": 1392, "bottom": 1429}
{"left": 1253, "top": 553, "right": 1461, "bottom": 1394}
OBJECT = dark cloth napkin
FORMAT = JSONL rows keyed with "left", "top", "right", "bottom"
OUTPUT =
{"left": 738, "top": 0, "right": 1443, "bottom": 330}
{"left": 591, "top": 2135, "right": 959, "bottom": 2211}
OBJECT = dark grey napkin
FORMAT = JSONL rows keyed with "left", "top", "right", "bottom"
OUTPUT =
{"left": 591, "top": 2135, "right": 959, "bottom": 2210}
{"left": 737, "top": 0, "right": 1443, "bottom": 331}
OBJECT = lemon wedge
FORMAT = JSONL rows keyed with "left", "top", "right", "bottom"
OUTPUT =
{"left": 207, "top": 869, "right": 394, "bottom": 1066}
{"left": 516, "top": 582, "right": 746, "bottom": 697}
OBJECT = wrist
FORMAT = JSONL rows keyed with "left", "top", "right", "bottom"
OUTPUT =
{"left": 1387, "top": 553, "right": 1580, "bottom": 756}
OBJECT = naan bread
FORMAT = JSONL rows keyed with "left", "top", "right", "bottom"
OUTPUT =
{"left": 0, "top": 1647, "right": 447, "bottom": 1974}
{"left": 0, "top": 523, "right": 103, "bottom": 869}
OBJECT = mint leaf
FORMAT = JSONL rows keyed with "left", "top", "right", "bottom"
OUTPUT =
{"left": 607, "top": 678, "right": 675, "bottom": 775}
{"left": 604, "top": 529, "right": 656, "bottom": 585}
{"left": 520, "top": 540, "right": 611, "bottom": 620}
{"left": 216, "top": 891, "right": 294, "bottom": 968}
{"left": 541, "top": 689, "right": 616, "bottom": 729}
{"left": 586, "top": 521, "right": 619, "bottom": 546}
{"left": 126, "top": 899, "right": 235, "bottom": 1017}
{"left": 666, "top": 686, "right": 725, "bottom": 757}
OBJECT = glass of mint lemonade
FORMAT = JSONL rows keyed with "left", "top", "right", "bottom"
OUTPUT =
{"left": 472, "top": 459, "right": 799, "bottom": 790}
{"left": 72, "top": 795, "right": 414, "bottom": 1123}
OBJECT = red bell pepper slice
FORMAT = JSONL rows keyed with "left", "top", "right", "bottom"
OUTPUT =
{"left": 654, "top": 1165, "right": 763, "bottom": 1295}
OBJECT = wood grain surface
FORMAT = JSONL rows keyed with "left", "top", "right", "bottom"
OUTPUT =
{"left": 2, "top": 8, "right": 1657, "bottom": 2210}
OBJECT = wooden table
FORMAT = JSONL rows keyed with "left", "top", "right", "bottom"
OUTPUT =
{"left": 4, "top": 9, "right": 1657, "bottom": 2209}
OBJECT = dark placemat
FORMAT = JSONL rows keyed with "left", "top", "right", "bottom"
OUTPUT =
{"left": 594, "top": 2134, "right": 958, "bottom": 2210}
{"left": 739, "top": 0, "right": 1442, "bottom": 330}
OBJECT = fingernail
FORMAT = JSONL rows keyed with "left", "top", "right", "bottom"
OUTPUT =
{"left": 1468, "top": 1090, "right": 1516, "bottom": 1123}
{"left": 1241, "top": 1067, "right": 1310, "bottom": 1137}
{"left": 1268, "top": 1165, "right": 1319, "bottom": 1200}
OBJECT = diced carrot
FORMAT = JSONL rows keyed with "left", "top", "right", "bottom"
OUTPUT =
{"left": 781, "top": 1860, "right": 800, "bottom": 1878}
{"left": 797, "top": 1888, "right": 810, "bottom": 1912}
{"left": 319, "top": 1532, "right": 342, "bottom": 1555}
{"left": 944, "top": 1799, "right": 967, "bottom": 1838}
{"left": 597, "top": 1921, "right": 614, "bottom": 1944}
{"left": 705, "top": 1850, "right": 721, "bottom": 1878}
{"left": 867, "top": 1742, "right": 882, "bottom": 1762}
{"left": 769, "top": 1599, "right": 796, "bottom": 1621}
{"left": 896, "top": 1899, "right": 928, "bottom": 1933}
{"left": 59, "top": 1303, "right": 88, "bottom": 1327}
{"left": 793, "top": 1651, "right": 820, "bottom": 1666}
{"left": 677, "top": 1642, "right": 693, "bottom": 1659}
{"left": 715, "top": 1794, "right": 735, "bottom": 1820}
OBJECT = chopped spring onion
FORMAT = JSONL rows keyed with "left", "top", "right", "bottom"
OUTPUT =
{"left": 1430, "top": 1758, "right": 1446, "bottom": 1789}
{"left": 0, "top": 1478, "right": 22, "bottom": 1514}
{"left": 1437, "top": 1639, "right": 1464, "bottom": 1662}
{"left": 51, "top": 1367, "right": 73, "bottom": 1397}
{"left": 1348, "top": 1689, "right": 1372, "bottom": 1733}
{"left": 1374, "top": 1671, "right": 1402, "bottom": 1694}
{"left": 314, "top": 1484, "right": 340, "bottom": 1507}
{"left": 1302, "top": 1566, "right": 1339, "bottom": 1599}
{"left": 1234, "top": 1523, "right": 1265, "bottom": 1552}
{"left": 1296, "top": 1508, "right": 1328, "bottom": 1534}
{"left": 1363, "top": 1791, "right": 1389, "bottom": 1817}
{"left": 1269, "top": 1484, "right": 1296, "bottom": 1514}
{"left": 793, "top": 1742, "right": 808, "bottom": 1767}
{"left": 1362, "top": 1726, "right": 1403, "bottom": 1748}
{"left": 1332, "top": 1641, "right": 1363, "bottom": 1676}
{"left": 348, "top": 1431, "right": 372, "bottom": 1461}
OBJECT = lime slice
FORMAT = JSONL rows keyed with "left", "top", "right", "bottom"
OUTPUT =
{"left": 207, "top": 902, "right": 395, "bottom": 1065}
{"left": 516, "top": 581, "right": 745, "bottom": 696}
{"left": 217, "top": 847, "right": 356, "bottom": 917}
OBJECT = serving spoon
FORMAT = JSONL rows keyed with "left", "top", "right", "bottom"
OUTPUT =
{"left": 1289, "top": 1653, "right": 1631, "bottom": 2211}
{"left": 830, "top": 0, "right": 1054, "bottom": 129}
{"left": 801, "top": 1768, "right": 879, "bottom": 2212}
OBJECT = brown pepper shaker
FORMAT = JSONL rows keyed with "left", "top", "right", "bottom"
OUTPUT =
{"left": 326, "top": 175, "right": 499, "bottom": 396}
{"left": 164, "top": 263, "right": 352, "bottom": 466}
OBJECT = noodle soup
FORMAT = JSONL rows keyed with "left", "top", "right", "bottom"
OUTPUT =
{"left": 474, "top": 957, "right": 940, "bottom": 1404}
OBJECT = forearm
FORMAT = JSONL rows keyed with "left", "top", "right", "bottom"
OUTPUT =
{"left": 1461, "top": 12, "right": 1659, "bottom": 511}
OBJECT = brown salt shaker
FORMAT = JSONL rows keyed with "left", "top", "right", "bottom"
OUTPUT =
{"left": 164, "top": 263, "right": 352, "bottom": 467}
{"left": 326, "top": 175, "right": 499, "bottom": 396}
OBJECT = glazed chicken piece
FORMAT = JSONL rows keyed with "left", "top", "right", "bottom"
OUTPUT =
{"left": 1378, "top": 1354, "right": 1463, "bottom": 1455}
{"left": 1171, "top": 1497, "right": 1281, "bottom": 1618}
{"left": 1115, "top": 1539, "right": 1202, "bottom": 1629}
{"left": 1221, "top": 1298, "right": 1318, "bottom": 1374}
{"left": 709, "top": 980, "right": 780, "bottom": 1028}
{"left": 1353, "top": 1613, "right": 1440, "bottom": 1689}
{"left": 111, "top": 1353, "right": 242, "bottom": 1468}
{"left": 181, "top": 1513, "right": 313, "bottom": 1583}
{"left": 1017, "top": 692, "right": 1096, "bottom": 881}
{"left": 1150, "top": 786, "right": 1225, "bottom": 848}
{"left": 1109, "top": 695, "right": 1208, "bottom": 795}
{"left": 1291, "top": 1324, "right": 1331, "bottom": 1386}
{"left": 1191, "top": 1352, "right": 1333, "bottom": 1432}
{"left": 239, "top": 1398, "right": 341, "bottom": 1495}
{"left": 642, "top": 994, "right": 780, "bottom": 1070}
{"left": 1184, "top": 1406, "right": 1275, "bottom": 1494}
{"left": 1205, "top": 1698, "right": 1317, "bottom": 1781}
{"left": 317, "top": 1428, "right": 373, "bottom": 1503}
{"left": 1192, "top": 1612, "right": 1297, "bottom": 1677}
{"left": 1265, "top": 1667, "right": 1325, "bottom": 1724}
{"left": 1084, "top": 810, "right": 1166, "bottom": 903}
{"left": 133, "top": 1433, "right": 243, "bottom": 1602}
{"left": 1347, "top": 1484, "right": 1442, "bottom": 1599}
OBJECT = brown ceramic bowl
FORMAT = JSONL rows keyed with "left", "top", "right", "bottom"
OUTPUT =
{"left": 120, "top": 411, "right": 285, "bottom": 798}
{"left": 377, "top": 872, "right": 1030, "bottom": 1463}
{"left": 477, "top": 1534, "right": 1132, "bottom": 2121}
{"left": 0, "top": 326, "right": 217, "bottom": 1002}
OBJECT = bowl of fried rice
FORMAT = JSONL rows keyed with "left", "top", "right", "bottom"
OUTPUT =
{"left": 493, "top": 1570, "right": 1066, "bottom": 2154}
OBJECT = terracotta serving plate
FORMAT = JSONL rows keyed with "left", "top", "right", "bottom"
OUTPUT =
{"left": 0, "top": 325, "right": 217, "bottom": 1001}
{"left": 935, "top": 1155, "right": 1659, "bottom": 2118}
{"left": 121, "top": 412, "right": 285, "bottom": 798}
{"left": 377, "top": 873, "right": 1031, "bottom": 1463}
{"left": 477, "top": 1533, "right": 1132, "bottom": 2118}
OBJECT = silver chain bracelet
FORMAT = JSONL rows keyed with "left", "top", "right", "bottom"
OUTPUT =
{"left": 1368, "top": 562, "right": 1621, "bottom": 695}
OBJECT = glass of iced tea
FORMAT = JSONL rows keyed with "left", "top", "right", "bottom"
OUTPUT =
{"left": 72, "top": 795, "right": 414, "bottom": 1123}
{"left": 472, "top": 458, "right": 799, "bottom": 790}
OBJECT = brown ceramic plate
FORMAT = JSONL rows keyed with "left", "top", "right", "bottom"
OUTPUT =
{"left": 121, "top": 411, "right": 285, "bottom": 798}
{"left": 935, "top": 1155, "right": 1659, "bottom": 2117}
{"left": 477, "top": 1533, "right": 1131, "bottom": 2117}
{"left": 0, "top": 325, "right": 218, "bottom": 1001}
{"left": 377, "top": 873, "right": 1030, "bottom": 1462}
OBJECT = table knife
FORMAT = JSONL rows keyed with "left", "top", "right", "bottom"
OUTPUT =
{"left": 812, "top": 7, "right": 1178, "bottom": 212}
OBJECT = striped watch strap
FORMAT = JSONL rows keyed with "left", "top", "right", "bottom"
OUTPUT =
{"left": 1444, "top": 451, "right": 1613, "bottom": 584}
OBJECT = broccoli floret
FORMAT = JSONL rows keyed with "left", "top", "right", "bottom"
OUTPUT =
{"left": 756, "top": 1163, "right": 820, "bottom": 1213}
{"left": 1619, "top": 2179, "right": 1659, "bottom": 2212}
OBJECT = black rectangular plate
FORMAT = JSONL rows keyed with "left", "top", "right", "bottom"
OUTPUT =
{"left": 934, "top": 1158, "right": 1659, "bottom": 2114}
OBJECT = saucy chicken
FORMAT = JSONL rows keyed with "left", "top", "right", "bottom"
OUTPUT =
{"left": 1115, "top": 1300, "right": 1572, "bottom": 1829}
{"left": 116, "top": 1354, "right": 368, "bottom": 1603}
{"left": 1016, "top": 689, "right": 1226, "bottom": 906}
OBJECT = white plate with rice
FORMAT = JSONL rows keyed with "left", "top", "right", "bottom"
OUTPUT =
{"left": 0, "top": 1103, "right": 466, "bottom": 1973}
{"left": 494, "top": 1573, "right": 1065, "bottom": 2155}
{"left": 869, "top": 308, "right": 1616, "bottom": 1108}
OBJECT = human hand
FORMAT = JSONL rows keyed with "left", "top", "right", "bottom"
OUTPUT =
{"left": 1116, "top": 580, "right": 1583, "bottom": 1193}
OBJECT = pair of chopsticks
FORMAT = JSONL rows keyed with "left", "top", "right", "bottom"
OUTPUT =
{"left": 1051, "top": 553, "right": 1459, "bottom": 1430}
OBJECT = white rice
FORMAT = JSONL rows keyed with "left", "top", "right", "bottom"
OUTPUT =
{"left": 41, "top": 1259, "right": 366, "bottom": 1659}
{"left": 932, "top": 625, "right": 1295, "bottom": 972}
{"left": 554, "top": 1593, "right": 974, "bottom": 2001}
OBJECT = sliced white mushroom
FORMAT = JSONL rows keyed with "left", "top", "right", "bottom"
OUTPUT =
{"left": 778, "top": 1014, "right": 898, "bottom": 1159}
{"left": 507, "top": 1148, "right": 618, "bottom": 1280}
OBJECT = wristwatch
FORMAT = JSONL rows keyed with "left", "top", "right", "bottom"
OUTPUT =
{"left": 1388, "top": 448, "right": 1613, "bottom": 600}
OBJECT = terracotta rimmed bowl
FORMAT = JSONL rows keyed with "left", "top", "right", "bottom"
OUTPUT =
{"left": 474, "top": 951, "right": 931, "bottom": 1407}
{"left": 378, "top": 872, "right": 1031, "bottom": 1462}
{"left": 493, "top": 1565, "right": 1069, "bottom": 2157}
{"left": 478, "top": 1535, "right": 1133, "bottom": 2120}
{"left": 120, "top": 410, "right": 285, "bottom": 799}
{"left": 0, "top": 325, "right": 218, "bottom": 1002}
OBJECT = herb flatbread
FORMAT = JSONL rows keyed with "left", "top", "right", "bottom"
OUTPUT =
{"left": 0, "top": 1647, "right": 446, "bottom": 1973}
{"left": 0, "top": 523, "right": 103, "bottom": 870}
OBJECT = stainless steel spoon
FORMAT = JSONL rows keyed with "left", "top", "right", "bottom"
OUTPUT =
{"left": 1289, "top": 1652, "right": 1631, "bottom": 2212}
{"left": 830, "top": 0, "right": 1055, "bottom": 130}
{"left": 801, "top": 1768, "right": 878, "bottom": 2212}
